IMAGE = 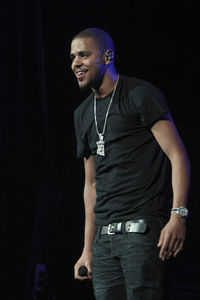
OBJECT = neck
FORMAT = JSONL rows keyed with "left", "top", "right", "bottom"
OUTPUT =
{"left": 92, "top": 69, "right": 118, "bottom": 98}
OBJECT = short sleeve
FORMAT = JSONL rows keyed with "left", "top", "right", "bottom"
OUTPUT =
{"left": 74, "top": 110, "right": 92, "bottom": 159}
{"left": 130, "top": 84, "right": 170, "bottom": 127}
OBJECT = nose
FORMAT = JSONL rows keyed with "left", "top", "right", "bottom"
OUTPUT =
{"left": 72, "top": 55, "right": 82, "bottom": 70}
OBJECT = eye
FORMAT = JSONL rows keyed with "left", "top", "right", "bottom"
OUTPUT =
{"left": 70, "top": 54, "right": 75, "bottom": 61}
{"left": 80, "top": 51, "right": 90, "bottom": 58}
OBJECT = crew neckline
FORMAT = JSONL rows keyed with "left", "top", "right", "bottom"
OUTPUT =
{"left": 96, "top": 91, "right": 113, "bottom": 101}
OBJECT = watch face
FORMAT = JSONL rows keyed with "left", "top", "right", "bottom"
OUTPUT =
{"left": 179, "top": 207, "right": 188, "bottom": 217}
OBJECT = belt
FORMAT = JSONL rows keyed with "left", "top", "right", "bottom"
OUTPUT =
{"left": 100, "top": 219, "right": 148, "bottom": 235}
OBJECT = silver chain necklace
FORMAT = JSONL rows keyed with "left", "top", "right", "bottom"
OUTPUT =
{"left": 94, "top": 74, "right": 119, "bottom": 156}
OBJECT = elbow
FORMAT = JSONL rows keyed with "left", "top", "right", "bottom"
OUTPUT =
{"left": 170, "top": 149, "right": 191, "bottom": 179}
{"left": 85, "top": 180, "right": 96, "bottom": 191}
{"left": 186, "top": 155, "right": 191, "bottom": 178}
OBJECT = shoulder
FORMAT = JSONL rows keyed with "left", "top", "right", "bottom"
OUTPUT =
{"left": 122, "top": 75, "right": 167, "bottom": 108}
{"left": 119, "top": 75, "right": 167, "bottom": 109}
{"left": 118, "top": 75, "right": 170, "bottom": 126}
{"left": 120, "top": 74, "right": 152, "bottom": 89}
{"left": 120, "top": 75, "right": 163, "bottom": 98}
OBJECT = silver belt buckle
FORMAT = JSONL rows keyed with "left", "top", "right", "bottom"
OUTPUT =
{"left": 107, "top": 224, "right": 115, "bottom": 235}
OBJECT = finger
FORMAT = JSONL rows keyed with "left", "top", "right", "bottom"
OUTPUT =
{"left": 171, "top": 238, "right": 181, "bottom": 255}
{"left": 74, "top": 265, "right": 78, "bottom": 279}
{"left": 159, "top": 244, "right": 169, "bottom": 261}
{"left": 157, "top": 229, "right": 164, "bottom": 247}
{"left": 74, "top": 265, "right": 86, "bottom": 280}
{"left": 166, "top": 240, "right": 178, "bottom": 259}
{"left": 173, "top": 240, "right": 184, "bottom": 257}
{"left": 166, "top": 252, "right": 173, "bottom": 260}
{"left": 75, "top": 270, "right": 89, "bottom": 281}
{"left": 76, "top": 265, "right": 92, "bottom": 280}
{"left": 86, "top": 262, "right": 92, "bottom": 273}
{"left": 159, "top": 235, "right": 170, "bottom": 261}
{"left": 159, "top": 247, "right": 168, "bottom": 261}
{"left": 86, "top": 264, "right": 92, "bottom": 279}
{"left": 166, "top": 240, "right": 179, "bottom": 259}
{"left": 167, "top": 236, "right": 178, "bottom": 255}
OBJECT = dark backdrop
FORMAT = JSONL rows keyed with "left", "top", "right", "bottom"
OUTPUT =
{"left": 0, "top": 0, "right": 199, "bottom": 299}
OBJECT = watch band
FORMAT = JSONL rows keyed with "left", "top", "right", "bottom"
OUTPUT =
{"left": 171, "top": 207, "right": 188, "bottom": 218}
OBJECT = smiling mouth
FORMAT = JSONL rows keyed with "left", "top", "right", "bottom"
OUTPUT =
{"left": 75, "top": 69, "right": 87, "bottom": 79}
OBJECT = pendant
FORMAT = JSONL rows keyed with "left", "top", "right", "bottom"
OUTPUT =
{"left": 96, "top": 134, "right": 105, "bottom": 156}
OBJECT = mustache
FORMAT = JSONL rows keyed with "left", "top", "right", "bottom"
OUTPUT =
{"left": 74, "top": 67, "right": 88, "bottom": 73}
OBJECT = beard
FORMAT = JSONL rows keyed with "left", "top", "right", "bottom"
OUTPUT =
{"left": 78, "top": 71, "right": 104, "bottom": 93}
{"left": 79, "top": 82, "right": 90, "bottom": 93}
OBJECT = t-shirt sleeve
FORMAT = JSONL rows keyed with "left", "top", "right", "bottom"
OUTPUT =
{"left": 130, "top": 84, "right": 170, "bottom": 127}
{"left": 74, "top": 109, "right": 92, "bottom": 159}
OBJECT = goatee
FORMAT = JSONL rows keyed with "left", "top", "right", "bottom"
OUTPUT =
{"left": 79, "top": 84, "right": 90, "bottom": 93}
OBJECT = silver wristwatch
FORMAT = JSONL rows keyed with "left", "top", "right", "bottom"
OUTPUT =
{"left": 171, "top": 207, "right": 189, "bottom": 218}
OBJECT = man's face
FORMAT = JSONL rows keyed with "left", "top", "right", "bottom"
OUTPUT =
{"left": 70, "top": 37, "right": 106, "bottom": 91}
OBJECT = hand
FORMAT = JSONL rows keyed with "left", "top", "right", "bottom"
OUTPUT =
{"left": 74, "top": 251, "right": 92, "bottom": 280}
{"left": 157, "top": 213, "right": 186, "bottom": 261}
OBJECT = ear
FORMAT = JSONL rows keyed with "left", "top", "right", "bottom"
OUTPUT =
{"left": 104, "top": 49, "right": 114, "bottom": 64}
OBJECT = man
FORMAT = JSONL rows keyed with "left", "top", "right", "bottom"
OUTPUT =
{"left": 71, "top": 27, "right": 190, "bottom": 299}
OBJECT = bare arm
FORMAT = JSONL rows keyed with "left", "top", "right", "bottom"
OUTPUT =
{"left": 74, "top": 155, "right": 97, "bottom": 280}
{"left": 151, "top": 114, "right": 191, "bottom": 261}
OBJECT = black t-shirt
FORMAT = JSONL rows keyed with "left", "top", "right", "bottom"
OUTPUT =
{"left": 74, "top": 75, "right": 172, "bottom": 225}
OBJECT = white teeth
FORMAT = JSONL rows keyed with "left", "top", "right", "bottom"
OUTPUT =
{"left": 76, "top": 70, "right": 87, "bottom": 76}
{"left": 77, "top": 71, "right": 84, "bottom": 75}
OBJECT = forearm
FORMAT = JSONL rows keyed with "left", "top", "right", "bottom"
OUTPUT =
{"left": 74, "top": 179, "right": 96, "bottom": 280}
{"left": 74, "top": 155, "right": 97, "bottom": 279}
{"left": 170, "top": 150, "right": 191, "bottom": 209}
{"left": 83, "top": 182, "right": 97, "bottom": 253}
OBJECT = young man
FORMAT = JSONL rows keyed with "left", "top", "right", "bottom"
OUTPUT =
{"left": 71, "top": 27, "right": 190, "bottom": 299}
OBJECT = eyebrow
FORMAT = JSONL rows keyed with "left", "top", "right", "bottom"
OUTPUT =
{"left": 70, "top": 50, "right": 91, "bottom": 60}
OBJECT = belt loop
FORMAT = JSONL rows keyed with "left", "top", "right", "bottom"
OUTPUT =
{"left": 96, "top": 225, "right": 101, "bottom": 239}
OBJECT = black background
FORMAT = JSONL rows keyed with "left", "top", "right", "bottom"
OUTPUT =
{"left": 0, "top": 0, "right": 199, "bottom": 299}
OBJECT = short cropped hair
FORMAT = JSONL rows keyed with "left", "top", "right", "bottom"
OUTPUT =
{"left": 72, "top": 27, "right": 115, "bottom": 53}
